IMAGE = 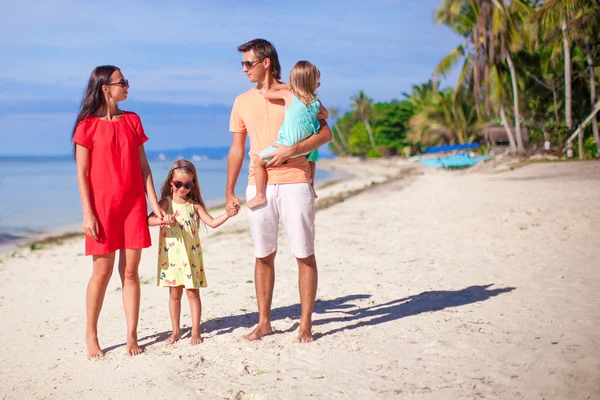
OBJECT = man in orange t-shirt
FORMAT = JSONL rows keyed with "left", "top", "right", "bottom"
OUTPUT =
{"left": 226, "top": 39, "right": 332, "bottom": 343}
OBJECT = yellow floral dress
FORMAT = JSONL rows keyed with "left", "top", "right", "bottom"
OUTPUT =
{"left": 157, "top": 197, "right": 206, "bottom": 289}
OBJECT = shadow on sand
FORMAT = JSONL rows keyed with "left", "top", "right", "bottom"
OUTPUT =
{"left": 203, "top": 283, "right": 514, "bottom": 339}
{"left": 102, "top": 283, "right": 514, "bottom": 354}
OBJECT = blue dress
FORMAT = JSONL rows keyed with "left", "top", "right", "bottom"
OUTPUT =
{"left": 259, "top": 94, "right": 320, "bottom": 162}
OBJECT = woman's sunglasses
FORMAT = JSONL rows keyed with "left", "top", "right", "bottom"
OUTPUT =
{"left": 173, "top": 180, "right": 194, "bottom": 190}
{"left": 107, "top": 79, "right": 129, "bottom": 87}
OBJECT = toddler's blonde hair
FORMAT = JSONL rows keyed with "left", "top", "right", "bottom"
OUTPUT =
{"left": 289, "top": 61, "right": 320, "bottom": 105}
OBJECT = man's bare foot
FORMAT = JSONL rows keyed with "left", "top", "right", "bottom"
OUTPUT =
{"left": 295, "top": 329, "right": 315, "bottom": 343}
{"left": 164, "top": 331, "right": 180, "bottom": 344}
{"left": 126, "top": 341, "right": 144, "bottom": 356}
{"left": 243, "top": 324, "right": 274, "bottom": 341}
{"left": 86, "top": 335, "right": 104, "bottom": 358}
{"left": 246, "top": 195, "right": 267, "bottom": 210}
{"left": 190, "top": 334, "right": 203, "bottom": 345}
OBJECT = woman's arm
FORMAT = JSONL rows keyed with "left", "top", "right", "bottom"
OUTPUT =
{"left": 139, "top": 144, "right": 167, "bottom": 219}
{"left": 75, "top": 145, "right": 99, "bottom": 240}
{"left": 194, "top": 203, "right": 230, "bottom": 229}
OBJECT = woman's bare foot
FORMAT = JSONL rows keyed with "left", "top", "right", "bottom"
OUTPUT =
{"left": 164, "top": 331, "right": 180, "bottom": 344}
{"left": 86, "top": 335, "right": 104, "bottom": 359}
{"left": 126, "top": 341, "right": 144, "bottom": 356}
{"left": 246, "top": 194, "right": 267, "bottom": 210}
{"left": 243, "top": 323, "right": 274, "bottom": 341}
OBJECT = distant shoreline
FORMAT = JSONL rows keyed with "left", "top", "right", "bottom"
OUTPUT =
{"left": 0, "top": 162, "right": 352, "bottom": 256}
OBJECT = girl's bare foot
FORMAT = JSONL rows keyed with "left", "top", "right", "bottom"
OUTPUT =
{"left": 86, "top": 335, "right": 104, "bottom": 359}
{"left": 126, "top": 341, "right": 144, "bottom": 356}
{"left": 246, "top": 195, "right": 267, "bottom": 210}
{"left": 190, "top": 334, "right": 203, "bottom": 345}
{"left": 243, "top": 323, "right": 274, "bottom": 341}
{"left": 164, "top": 331, "right": 180, "bottom": 344}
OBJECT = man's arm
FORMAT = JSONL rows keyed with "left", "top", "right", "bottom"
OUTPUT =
{"left": 225, "top": 132, "right": 246, "bottom": 211}
{"left": 264, "top": 119, "right": 333, "bottom": 167}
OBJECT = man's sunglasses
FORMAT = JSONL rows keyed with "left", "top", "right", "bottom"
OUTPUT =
{"left": 173, "top": 180, "right": 194, "bottom": 190}
{"left": 241, "top": 59, "right": 262, "bottom": 69}
{"left": 107, "top": 79, "right": 129, "bottom": 87}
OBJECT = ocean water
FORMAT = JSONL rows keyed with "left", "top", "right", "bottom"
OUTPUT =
{"left": 0, "top": 155, "right": 339, "bottom": 251}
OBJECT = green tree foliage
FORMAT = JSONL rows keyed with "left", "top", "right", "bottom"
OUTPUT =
{"left": 327, "top": 0, "right": 600, "bottom": 158}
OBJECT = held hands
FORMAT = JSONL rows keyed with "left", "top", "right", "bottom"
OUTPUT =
{"left": 263, "top": 143, "right": 297, "bottom": 167}
{"left": 83, "top": 211, "right": 99, "bottom": 241}
{"left": 226, "top": 194, "right": 240, "bottom": 217}
{"left": 160, "top": 213, "right": 175, "bottom": 228}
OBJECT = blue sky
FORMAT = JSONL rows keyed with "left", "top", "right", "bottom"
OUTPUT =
{"left": 0, "top": 0, "right": 462, "bottom": 155}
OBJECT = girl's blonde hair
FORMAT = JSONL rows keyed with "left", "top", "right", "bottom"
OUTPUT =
{"left": 289, "top": 61, "right": 320, "bottom": 105}
{"left": 159, "top": 159, "right": 206, "bottom": 210}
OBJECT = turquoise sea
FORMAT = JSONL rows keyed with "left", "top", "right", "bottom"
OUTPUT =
{"left": 0, "top": 154, "right": 340, "bottom": 251}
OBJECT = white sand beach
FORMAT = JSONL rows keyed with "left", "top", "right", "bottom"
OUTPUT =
{"left": 1, "top": 158, "right": 599, "bottom": 399}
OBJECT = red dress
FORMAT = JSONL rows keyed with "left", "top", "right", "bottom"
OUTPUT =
{"left": 73, "top": 111, "right": 151, "bottom": 256}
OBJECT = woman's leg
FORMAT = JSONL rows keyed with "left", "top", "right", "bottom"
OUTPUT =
{"left": 186, "top": 289, "right": 203, "bottom": 345}
{"left": 86, "top": 252, "right": 116, "bottom": 358}
{"left": 118, "top": 249, "right": 143, "bottom": 356}
{"left": 166, "top": 286, "right": 184, "bottom": 343}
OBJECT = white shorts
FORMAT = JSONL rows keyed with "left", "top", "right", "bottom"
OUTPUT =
{"left": 246, "top": 183, "right": 315, "bottom": 259}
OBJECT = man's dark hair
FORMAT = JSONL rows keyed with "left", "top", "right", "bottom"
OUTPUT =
{"left": 237, "top": 39, "right": 281, "bottom": 80}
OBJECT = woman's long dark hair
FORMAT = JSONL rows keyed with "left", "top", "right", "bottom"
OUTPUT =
{"left": 71, "top": 65, "right": 120, "bottom": 158}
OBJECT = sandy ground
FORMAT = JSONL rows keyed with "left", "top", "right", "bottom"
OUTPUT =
{"left": 0, "top": 158, "right": 598, "bottom": 400}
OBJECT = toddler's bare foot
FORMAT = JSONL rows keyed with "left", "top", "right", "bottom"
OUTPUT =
{"left": 190, "top": 334, "right": 203, "bottom": 345}
{"left": 243, "top": 323, "right": 274, "bottom": 341}
{"left": 126, "top": 341, "right": 144, "bottom": 356}
{"left": 246, "top": 195, "right": 267, "bottom": 210}
{"left": 164, "top": 331, "right": 180, "bottom": 344}
{"left": 86, "top": 335, "right": 104, "bottom": 359}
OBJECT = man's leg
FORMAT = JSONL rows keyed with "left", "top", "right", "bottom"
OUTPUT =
{"left": 244, "top": 252, "right": 276, "bottom": 341}
{"left": 245, "top": 184, "right": 279, "bottom": 341}
{"left": 296, "top": 254, "right": 318, "bottom": 343}
{"left": 278, "top": 183, "right": 317, "bottom": 342}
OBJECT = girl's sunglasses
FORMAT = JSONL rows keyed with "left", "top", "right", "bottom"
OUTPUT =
{"left": 173, "top": 180, "right": 194, "bottom": 190}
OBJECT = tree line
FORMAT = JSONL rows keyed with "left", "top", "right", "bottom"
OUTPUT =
{"left": 328, "top": 0, "right": 600, "bottom": 159}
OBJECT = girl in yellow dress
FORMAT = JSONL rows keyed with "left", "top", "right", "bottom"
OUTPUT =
{"left": 148, "top": 160, "right": 236, "bottom": 345}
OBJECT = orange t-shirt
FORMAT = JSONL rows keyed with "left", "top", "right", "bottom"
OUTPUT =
{"left": 229, "top": 87, "right": 312, "bottom": 185}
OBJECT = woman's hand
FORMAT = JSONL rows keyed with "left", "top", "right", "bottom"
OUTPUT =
{"left": 83, "top": 211, "right": 99, "bottom": 241}
{"left": 151, "top": 203, "right": 168, "bottom": 221}
{"left": 160, "top": 213, "right": 175, "bottom": 227}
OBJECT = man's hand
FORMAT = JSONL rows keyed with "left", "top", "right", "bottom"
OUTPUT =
{"left": 226, "top": 193, "right": 241, "bottom": 216}
{"left": 264, "top": 143, "right": 297, "bottom": 167}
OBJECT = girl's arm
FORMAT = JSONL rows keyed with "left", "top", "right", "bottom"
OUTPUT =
{"left": 263, "top": 85, "right": 293, "bottom": 104}
{"left": 194, "top": 202, "right": 231, "bottom": 229}
{"left": 139, "top": 144, "right": 167, "bottom": 220}
{"left": 75, "top": 145, "right": 98, "bottom": 240}
{"left": 147, "top": 198, "right": 171, "bottom": 226}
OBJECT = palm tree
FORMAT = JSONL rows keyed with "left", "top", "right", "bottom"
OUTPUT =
{"left": 534, "top": 0, "right": 579, "bottom": 131}
{"left": 327, "top": 106, "right": 349, "bottom": 154}
{"left": 487, "top": 63, "right": 518, "bottom": 153}
{"left": 350, "top": 91, "right": 375, "bottom": 148}
{"left": 434, "top": 0, "right": 492, "bottom": 121}
{"left": 489, "top": 0, "right": 533, "bottom": 154}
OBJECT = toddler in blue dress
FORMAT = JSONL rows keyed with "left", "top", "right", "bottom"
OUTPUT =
{"left": 246, "top": 60, "right": 328, "bottom": 210}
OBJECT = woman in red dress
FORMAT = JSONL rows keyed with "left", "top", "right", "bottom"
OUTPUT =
{"left": 72, "top": 65, "right": 167, "bottom": 358}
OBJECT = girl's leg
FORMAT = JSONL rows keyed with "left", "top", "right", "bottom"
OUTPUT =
{"left": 185, "top": 289, "right": 203, "bottom": 345}
{"left": 86, "top": 252, "right": 116, "bottom": 358}
{"left": 166, "top": 286, "right": 184, "bottom": 343}
{"left": 247, "top": 155, "right": 268, "bottom": 210}
{"left": 118, "top": 249, "right": 143, "bottom": 356}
